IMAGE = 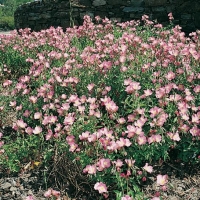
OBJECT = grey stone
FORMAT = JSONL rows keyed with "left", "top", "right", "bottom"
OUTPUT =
{"left": 145, "top": 0, "right": 167, "bottom": 6}
{"left": 92, "top": 0, "right": 106, "bottom": 6}
{"left": 123, "top": 7, "right": 144, "bottom": 12}
{"left": 181, "top": 14, "right": 192, "bottom": 20}
{"left": 130, "top": 0, "right": 144, "bottom": 7}
{"left": 1, "top": 182, "right": 11, "bottom": 189}
{"left": 10, "top": 187, "right": 17, "bottom": 192}
{"left": 152, "top": 6, "right": 166, "bottom": 12}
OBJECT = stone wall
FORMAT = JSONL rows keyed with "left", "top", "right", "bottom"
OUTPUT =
{"left": 14, "top": 0, "right": 200, "bottom": 34}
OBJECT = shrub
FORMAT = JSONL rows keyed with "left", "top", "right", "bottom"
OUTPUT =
{"left": 0, "top": 16, "right": 15, "bottom": 30}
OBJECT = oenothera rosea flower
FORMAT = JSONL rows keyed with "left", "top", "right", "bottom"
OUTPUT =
{"left": 151, "top": 197, "right": 160, "bottom": 200}
{"left": 125, "top": 159, "right": 135, "bottom": 167}
{"left": 156, "top": 175, "right": 168, "bottom": 186}
{"left": 116, "top": 138, "right": 132, "bottom": 148}
{"left": 121, "top": 195, "right": 133, "bottom": 200}
{"left": 44, "top": 188, "right": 52, "bottom": 197}
{"left": 34, "top": 112, "right": 42, "bottom": 119}
{"left": 83, "top": 164, "right": 97, "bottom": 174}
{"left": 64, "top": 114, "right": 75, "bottom": 125}
{"left": 143, "top": 163, "right": 153, "bottom": 173}
{"left": 25, "top": 127, "right": 33, "bottom": 135}
{"left": 79, "top": 131, "right": 90, "bottom": 140}
{"left": 32, "top": 126, "right": 42, "bottom": 134}
{"left": 137, "top": 135, "right": 147, "bottom": 145}
{"left": 97, "top": 158, "right": 111, "bottom": 171}
{"left": 44, "top": 188, "right": 60, "bottom": 198}
{"left": 16, "top": 119, "right": 27, "bottom": 129}
{"left": 104, "top": 100, "right": 118, "bottom": 113}
{"left": 94, "top": 182, "right": 108, "bottom": 194}
{"left": 167, "top": 132, "right": 181, "bottom": 141}
{"left": 0, "top": 141, "right": 4, "bottom": 148}
{"left": 3, "top": 79, "right": 12, "bottom": 87}
{"left": 25, "top": 195, "right": 35, "bottom": 200}
{"left": 29, "top": 96, "right": 38, "bottom": 103}
{"left": 0, "top": 132, "right": 3, "bottom": 139}
{"left": 87, "top": 83, "right": 95, "bottom": 91}
{"left": 9, "top": 101, "right": 16, "bottom": 107}
{"left": 112, "top": 159, "right": 123, "bottom": 168}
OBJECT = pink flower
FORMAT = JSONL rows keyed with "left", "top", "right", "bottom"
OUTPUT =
{"left": 69, "top": 143, "right": 78, "bottom": 152}
{"left": 23, "top": 110, "right": 31, "bottom": 117}
{"left": 143, "top": 163, "right": 153, "bottom": 173}
{"left": 51, "top": 190, "right": 60, "bottom": 197}
{"left": 154, "top": 134, "right": 162, "bottom": 143}
{"left": 167, "top": 132, "right": 180, "bottom": 141}
{"left": 134, "top": 116, "right": 147, "bottom": 127}
{"left": 127, "top": 114, "right": 135, "bottom": 122}
{"left": 113, "top": 159, "right": 123, "bottom": 167}
{"left": 168, "top": 12, "right": 174, "bottom": 20}
{"left": 125, "top": 159, "right": 135, "bottom": 167}
{"left": 25, "top": 127, "right": 33, "bottom": 135}
{"left": 79, "top": 131, "right": 90, "bottom": 140}
{"left": 192, "top": 114, "right": 199, "bottom": 124}
{"left": 97, "top": 158, "right": 111, "bottom": 171}
{"left": 126, "top": 125, "right": 136, "bottom": 138}
{"left": 87, "top": 83, "right": 95, "bottom": 91}
{"left": 155, "top": 87, "right": 166, "bottom": 99}
{"left": 16, "top": 119, "right": 27, "bottom": 129}
{"left": 149, "top": 106, "right": 162, "bottom": 118}
{"left": 125, "top": 81, "right": 141, "bottom": 94}
{"left": 144, "top": 89, "right": 153, "bottom": 97}
{"left": 189, "top": 127, "right": 200, "bottom": 136}
{"left": 94, "top": 182, "right": 108, "bottom": 194}
{"left": 64, "top": 115, "right": 75, "bottom": 125}
{"left": 193, "top": 85, "right": 200, "bottom": 93}
{"left": 83, "top": 164, "right": 97, "bottom": 174}
{"left": 3, "top": 80, "right": 12, "bottom": 87}
{"left": 151, "top": 197, "right": 160, "bottom": 200}
{"left": 116, "top": 138, "right": 126, "bottom": 148}
{"left": 44, "top": 189, "right": 52, "bottom": 197}
{"left": 119, "top": 55, "right": 126, "bottom": 63}
{"left": 88, "top": 134, "right": 97, "bottom": 142}
{"left": 117, "top": 117, "right": 126, "bottom": 124}
{"left": 66, "top": 135, "right": 75, "bottom": 144}
{"left": 9, "top": 101, "right": 16, "bottom": 107}
{"left": 25, "top": 195, "right": 35, "bottom": 200}
{"left": 121, "top": 195, "right": 133, "bottom": 200}
{"left": 0, "top": 141, "right": 4, "bottom": 148}
{"left": 104, "top": 100, "right": 118, "bottom": 113}
{"left": 34, "top": 112, "right": 42, "bottom": 119}
{"left": 33, "top": 126, "right": 42, "bottom": 134}
{"left": 137, "top": 135, "right": 147, "bottom": 145}
{"left": 29, "top": 96, "right": 38, "bottom": 103}
{"left": 157, "top": 175, "right": 168, "bottom": 186}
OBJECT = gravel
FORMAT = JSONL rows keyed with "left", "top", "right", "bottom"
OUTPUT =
{"left": 0, "top": 173, "right": 47, "bottom": 200}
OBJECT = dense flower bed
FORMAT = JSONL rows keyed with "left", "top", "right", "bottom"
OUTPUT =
{"left": 0, "top": 14, "right": 200, "bottom": 200}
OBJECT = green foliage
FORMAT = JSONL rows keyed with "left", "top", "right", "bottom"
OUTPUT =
{"left": 0, "top": 16, "right": 14, "bottom": 29}
{"left": 0, "top": 0, "right": 34, "bottom": 29}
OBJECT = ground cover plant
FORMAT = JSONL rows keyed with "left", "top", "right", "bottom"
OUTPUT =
{"left": 0, "top": 14, "right": 200, "bottom": 199}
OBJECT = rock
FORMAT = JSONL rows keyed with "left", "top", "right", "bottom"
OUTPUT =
{"left": 123, "top": 7, "right": 144, "bottom": 12}
{"left": 145, "top": 0, "right": 167, "bottom": 6}
{"left": 1, "top": 182, "right": 11, "bottom": 189}
{"left": 92, "top": 0, "right": 106, "bottom": 6}
{"left": 10, "top": 186, "right": 17, "bottom": 191}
